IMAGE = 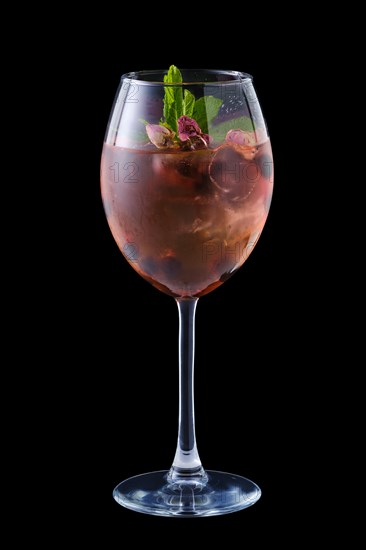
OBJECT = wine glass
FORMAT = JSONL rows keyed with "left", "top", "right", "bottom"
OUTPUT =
{"left": 100, "top": 68, "right": 273, "bottom": 517}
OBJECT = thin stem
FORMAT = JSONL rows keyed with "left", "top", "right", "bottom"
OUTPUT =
{"left": 169, "top": 298, "right": 206, "bottom": 481}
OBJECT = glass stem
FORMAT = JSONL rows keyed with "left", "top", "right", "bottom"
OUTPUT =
{"left": 169, "top": 297, "right": 207, "bottom": 481}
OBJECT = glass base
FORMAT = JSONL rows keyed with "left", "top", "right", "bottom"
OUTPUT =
{"left": 113, "top": 470, "right": 261, "bottom": 517}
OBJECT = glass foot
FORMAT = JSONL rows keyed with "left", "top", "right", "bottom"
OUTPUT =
{"left": 113, "top": 470, "right": 261, "bottom": 517}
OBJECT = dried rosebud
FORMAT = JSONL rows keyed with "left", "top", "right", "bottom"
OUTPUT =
{"left": 146, "top": 124, "right": 175, "bottom": 148}
{"left": 225, "top": 129, "right": 258, "bottom": 160}
{"left": 177, "top": 116, "right": 202, "bottom": 141}
{"left": 177, "top": 116, "right": 212, "bottom": 150}
{"left": 226, "top": 129, "right": 255, "bottom": 146}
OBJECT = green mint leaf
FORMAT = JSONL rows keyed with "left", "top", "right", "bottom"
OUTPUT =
{"left": 163, "top": 65, "right": 183, "bottom": 132}
{"left": 165, "top": 65, "right": 183, "bottom": 84}
{"left": 163, "top": 87, "right": 177, "bottom": 131}
{"left": 192, "top": 96, "right": 223, "bottom": 134}
{"left": 182, "top": 89, "right": 195, "bottom": 117}
{"left": 209, "top": 116, "right": 255, "bottom": 142}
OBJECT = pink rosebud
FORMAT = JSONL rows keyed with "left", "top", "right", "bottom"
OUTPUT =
{"left": 177, "top": 116, "right": 202, "bottom": 141}
{"left": 226, "top": 129, "right": 255, "bottom": 146}
{"left": 146, "top": 124, "right": 175, "bottom": 148}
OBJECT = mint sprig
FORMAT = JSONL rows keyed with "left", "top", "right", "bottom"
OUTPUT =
{"left": 162, "top": 65, "right": 222, "bottom": 135}
{"left": 182, "top": 89, "right": 195, "bottom": 117}
{"left": 163, "top": 65, "right": 183, "bottom": 132}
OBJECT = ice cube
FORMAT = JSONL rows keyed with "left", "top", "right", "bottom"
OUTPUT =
{"left": 209, "top": 143, "right": 259, "bottom": 202}
{"left": 152, "top": 150, "right": 215, "bottom": 197}
{"left": 152, "top": 153, "right": 197, "bottom": 182}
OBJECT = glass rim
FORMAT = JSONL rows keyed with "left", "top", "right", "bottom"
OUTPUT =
{"left": 121, "top": 69, "right": 253, "bottom": 86}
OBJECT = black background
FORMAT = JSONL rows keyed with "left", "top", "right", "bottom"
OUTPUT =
{"left": 4, "top": 4, "right": 344, "bottom": 542}
{"left": 73, "top": 27, "right": 317, "bottom": 542}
